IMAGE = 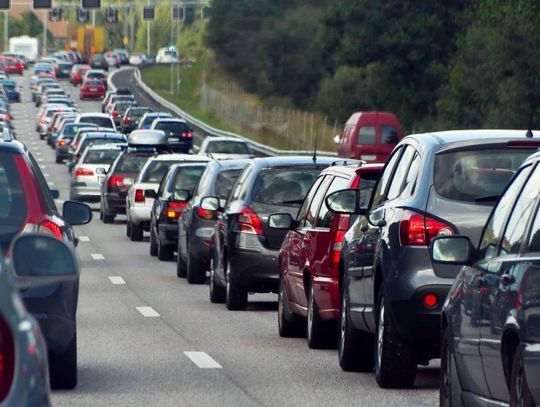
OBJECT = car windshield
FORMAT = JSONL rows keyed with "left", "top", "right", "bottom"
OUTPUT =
{"left": 215, "top": 169, "right": 242, "bottom": 199}
{"left": 141, "top": 160, "right": 181, "bottom": 183}
{"left": 80, "top": 117, "right": 113, "bottom": 128}
{"left": 153, "top": 121, "right": 188, "bottom": 133}
{"left": 434, "top": 148, "right": 534, "bottom": 202}
{"left": 116, "top": 154, "right": 150, "bottom": 173}
{"left": 83, "top": 149, "right": 121, "bottom": 165}
{"left": 2, "top": 82, "right": 15, "bottom": 89}
{"left": 252, "top": 167, "right": 321, "bottom": 206}
{"left": 206, "top": 141, "right": 250, "bottom": 154}
{"left": 0, "top": 151, "right": 27, "bottom": 247}
{"left": 63, "top": 124, "right": 97, "bottom": 137}
{"left": 170, "top": 166, "right": 205, "bottom": 193}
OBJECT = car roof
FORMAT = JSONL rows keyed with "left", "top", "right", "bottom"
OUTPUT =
{"left": 149, "top": 153, "right": 210, "bottom": 162}
{"left": 250, "top": 156, "right": 337, "bottom": 169}
{"left": 408, "top": 129, "right": 540, "bottom": 146}
{"left": 86, "top": 143, "right": 126, "bottom": 151}
{"left": 82, "top": 132, "right": 124, "bottom": 138}
{"left": 78, "top": 113, "right": 111, "bottom": 118}
{"left": 205, "top": 137, "right": 247, "bottom": 143}
{"left": 153, "top": 118, "right": 186, "bottom": 124}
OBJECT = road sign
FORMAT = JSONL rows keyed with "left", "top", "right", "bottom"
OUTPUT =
{"left": 0, "top": 0, "right": 10, "bottom": 10}
{"left": 172, "top": 6, "right": 184, "bottom": 21}
{"left": 33, "top": 0, "right": 52, "bottom": 9}
{"left": 77, "top": 7, "right": 89, "bottom": 23}
{"left": 143, "top": 6, "right": 154, "bottom": 21}
{"left": 81, "top": 0, "right": 100, "bottom": 9}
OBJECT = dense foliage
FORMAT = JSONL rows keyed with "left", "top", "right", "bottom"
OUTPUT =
{"left": 207, "top": 0, "right": 540, "bottom": 132}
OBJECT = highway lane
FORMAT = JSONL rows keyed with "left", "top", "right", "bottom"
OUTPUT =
{"left": 12, "top": 68, "right": 438, "bottom": 407}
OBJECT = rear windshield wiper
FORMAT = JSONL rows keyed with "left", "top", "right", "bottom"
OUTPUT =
{"left": 474, "top": 194, "right": 500, "bottom": 202}
{"left": 282, "top": 199, "right": 304, "bottom": 204}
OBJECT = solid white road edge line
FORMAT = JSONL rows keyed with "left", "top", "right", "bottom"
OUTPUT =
{"left": 136, "top": 306, "right": 160, "bottom": 317}
{"left": 91, "top": 253, "right": 105, "bottom": 260}
{"left": 183, "top": 352, "right": 222, "bottom": 369}
{"left": 108, "top": 276, "right": 126, "bottom": 285}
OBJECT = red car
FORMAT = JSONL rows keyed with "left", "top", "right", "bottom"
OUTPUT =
{"left": 80, "top": 79, "right": 106, "bottom": 100}
{"left": 274, "top": 163, "right": 383, "bottom": 348}
{"left": 70, "top": 64, "right": 90, "bottom": 86}
{"left": 4, "top": 58, "right": 23, "bottom": 75}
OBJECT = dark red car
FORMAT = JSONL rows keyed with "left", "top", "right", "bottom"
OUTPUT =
{"left": 70, "top": 64, "right": 90, "bottom": 86}
{"left": 4, "top": 58, "right": 23, "bottom": 75}
{"left": 274, "top": 163, "right": 383, "bottom": 348}
{"left": 80, "top": 79, "right": 106, "bottom": 100}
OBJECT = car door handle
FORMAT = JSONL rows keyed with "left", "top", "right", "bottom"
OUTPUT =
{"left": 501, "top": 274, "right": 515, "bottom": 286}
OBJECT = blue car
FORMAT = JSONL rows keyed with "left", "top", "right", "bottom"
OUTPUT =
{"left": 1, "top": 80, "right": 21, "bottom": 103}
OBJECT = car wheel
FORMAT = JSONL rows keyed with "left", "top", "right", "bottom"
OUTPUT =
{"left": 225, "top": 262, "right": 247, "bottom": 310}
{"left": 186, "top": 243, "right": 206, "bottom": 284}
{"left": 510, "top": 346, "right": 535, "bottom": 407}
{"left": 374, "top": 288, "right": 417, "bottom": 388}
{"left": 130, "top": 222, "right": 144, "bottom": 241}
{"left": 338, "top": 282, "right": 374, "bottom": 372}
{"left": 126, "top": 220, "right": 132, "bottom": 237}
{"left": 55, "top": 156, "right": 62, "bottom": 164}
{"left": 440, "top": 325, "right": 463, "bottom": 407}
{"left": 149, "top": 227, "right": 158, "bottom": 257}
{"left": 209, "top": 260, "right": 226, "bottom": 303}
{"left": 277, "top": 277, "right": 304, "bottom": 337}
{"left": 176, "top": 242, "right": 187, "bottom": 277}
{"left": 307, "top": 282, "right": 337, "bottom": 349}
{"left": 101, "top": 210, "right": 114, "bottom": 224}
{"left": 157, "top": 236, "right": 174, "bottom": 261}
{"left": 49, "top": 332, "right": 77, "bottom": 390}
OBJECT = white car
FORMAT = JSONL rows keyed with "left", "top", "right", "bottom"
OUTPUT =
{"left": 75, "top": 112, "right": 116, "bottom": 131}
{"left": 129, "top": 53, "right": 146, "bottom": 66}
{"left": 156, "top": 48, "right": 179, "bottom": 64}
{"left": 198, "top": 136, "right": 254, "bottom": 160}
{"left": 126, "top": 153, "right": 211, "bottom": 241}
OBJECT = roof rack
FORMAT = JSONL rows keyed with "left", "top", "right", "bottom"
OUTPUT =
{"left": 2, "top": 127, "right": 13, "bottom": 142}
{"left": 330, "top": 159, "right": 363, "bottom": 167}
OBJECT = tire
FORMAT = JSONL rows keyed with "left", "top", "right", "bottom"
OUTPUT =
{"left": 130, "top": 221, "right": 143, "bottom": 241}
{"left": 186, "top": 243, "right": 206, "bottom": 284}
{"left": 157, "top": 235, "right": 174, "bottom": 261}
{"left": 225, "top": 262, "right": 248, "bottom": 310}
{"left": 307, "top": 282, "right": 337, "bottom": 349}
{"left": 149, "top": 227, "right": 158, "bottom": 257}
{"left": 209, "top": 265, "right": 226, "bottom": 303}
{"left": 55, "top": 156, "right": 62, "bottom": 164}
{"left": 510, "top": 346, "right": 535, "bottom": 407}
{"left": 440, "top": 325, "right": 463, "bottom": 407}
{"left": 126, "top": 220, "right": 132, "bottom": 238}
{"left": 49, "top": 332, "right": 77, "bottom": 390}
{"left": 101, "top": 209, "right": 114, "bottom": 224}
{"left": 338, "top": 282, "right": 374, "bottom": 372}
{"left": 277, "top": 278, "right": 305, "bottom": 337}
{"left": 176, "top": 249, "right": 187, "bottom": 277}
{"left": 374, "top": 288, "right": 417, "bottom": 388}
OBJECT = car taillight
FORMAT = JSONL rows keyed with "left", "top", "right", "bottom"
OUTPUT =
{"left": 196, "top": 207, "right": 215, "bottom": 220}
{"left": 166, "top": 201, "right": 187, "bottom": 219}
{"left": 330, "top": 215, "right": 350, "bottom": 271}
{"left": 235, "top": 206, "right": 263, "bottom": 235}
{"left": 182, "top": 131, "right": 193, "bottom": 138}
{"left": 0, "top": 314, "right": 15, "bottom": 402}
{"left": 112, "top": 112, "right": 120, "bottom": 118}
{"left": 3, "top": 114, "right": 10, "bottom": 122}
{"left": 108, "top": 176, "right": 124, "bottom": 188}
{"left": 81, "top": 86, "right": 88, "bottom": 91}
{"left": 75, "top": 167, "right": 94, "bottom": 177}
{"left": 38, "top": 220, "right": 63, "bottom": 239}
{"left": 399, "top": 210, "right": 454, "bottom": 246}
{"left": 123, "top": 117, "right": 132, "bottom": 124}
{"left": 57, "top": 139, "right": 66, "bottom": 147}
{"left": 134, "top": 189, "right": 145, "bottom": 203}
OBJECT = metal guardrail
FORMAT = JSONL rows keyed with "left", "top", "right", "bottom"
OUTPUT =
{"left": 109, "top": 67, "right": 337, "bottom": 157}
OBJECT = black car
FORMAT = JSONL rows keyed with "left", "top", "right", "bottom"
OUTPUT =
{"left": 89, "top": 54, "right": 109, "bottom": 71}
{"left": 329, "top": 130, "right": 540, "bottom": 388}
{"left": 55, "top": 123, "right": 99, "bottom": 163}
{"left": 148, "top": 162, "right": 208, "bottom": 261}
{"left": 57, "top": 61, "right": 74, "bottom": 78}
{"left": 150, "top": 118, "right": 193, "bottom": 153}
{"left": 177, "top": 159, "right": 249, "bottom": 283}
{"left": 433, "top": 147, "right": 540, "bottom": 406}
{"left": 209, "top": 156, "right": 336, "bottom": 311}
{"left": 121, "top": 106, "right": 153, "bottom": 134}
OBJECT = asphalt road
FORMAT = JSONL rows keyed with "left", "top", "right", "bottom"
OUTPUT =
{"left": 11, "top": 67, "right": 438, "bottom": 407}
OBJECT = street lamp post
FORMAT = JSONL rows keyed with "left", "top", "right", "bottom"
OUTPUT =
{"left": 42, "top": 10, "right": 47, "bottom": 56}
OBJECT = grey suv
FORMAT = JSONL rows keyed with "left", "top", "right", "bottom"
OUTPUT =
{"left": 330, "top": 130, "right": 540, "bottom": 388}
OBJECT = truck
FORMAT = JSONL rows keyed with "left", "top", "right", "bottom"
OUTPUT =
{"left": 9, "top": 36, "right": 39, "bottom": 63}
{"left": 70, "top": 26, "right": 105, "bottom": 63}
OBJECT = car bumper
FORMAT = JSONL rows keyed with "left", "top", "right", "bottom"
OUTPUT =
{"left": 168, "top": 140, "right": 193, "bottom": 152}
{"left": 129, "top": 205, "right": 152, "bottom": 224}
{"left": 104, "top": 192, "right": 126, "bottom": 213}
{"left": 158, "top": 222, "right": 178, "bottom": 246}
{"left": 71, "top": 185, "right": 101, "bottom": 202}
{"left": 80, "top": 92, "right": 105, "bottom": 99}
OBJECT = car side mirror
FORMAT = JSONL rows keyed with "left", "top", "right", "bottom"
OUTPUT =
{"left": 268, "top": 213, "right": 294, "bottom": 230}
{"left": 173, "top": 189, "right": 191, "bottom": 202}
{"left": 10, "top": 234, "right": 79, "bottom": 289}
{"left": 430, "top": 236, "right": 472, "bottom": 265}
{"left": 96, "top": 167, "right": 107, "bottom": 175}
{"left": 144, "top": 189, "right": 157, "bottom": 199}
{"left": 200, "top": 196, "right": 220, "bottom": 211}
{"left": 326, "top": 189, "right": 366, "bottom": 215}
{"left": 50, "top": 189, "right": 60, "bottom": 199}
{"left": 62, "top": 201, "right": 92, "bottom": 226}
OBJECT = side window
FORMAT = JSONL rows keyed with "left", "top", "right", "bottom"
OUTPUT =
{"left": 304, "top": 176, "right": 331, "bottom": 229}
{"left": 317, "top": 176, "right": 349, "bottom": 228}
{"left": 527, "top": 202, "right": 540, "bottom": 253}
{"left": 386, "top": 146, "right": 415, "bottom": 201}
{"left": 381, "top": 126, "right": 400, "bottom": 144}
{"left": 296, "top": 176, "right": 325, "bottom": 224}
{"left": 27, "top": 153, "right": 57, "bottom": 213}
{"left": 357, "top": 126, "right": 376, "bottom": 145}
{"left": 500, "top": 165, "right": 540, "bottom": 255}
{"left": 157, "top": 170, "right": 169, "bottom": 196}
{"left": 231, "top": 165, "right": 252, "bottom": 201}
{"left": 400, "top": 152, "right": 421, "bottom": 200}
{"left": 370, "top": 147, "right": 403, "bottom": 208}
{"left": 478, "top": 165, "right": 533, "bottom": 260}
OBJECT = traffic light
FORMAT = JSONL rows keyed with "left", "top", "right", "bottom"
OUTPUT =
{"left": 172, "top": 6, "right": 184, "bottom": 21}
{"left": 143, "top": 6, "right": 154, "bottom": 21}
{"left": 33, "top": 0, "right": 52, "bottom": 9}
{"left": 106, "top": 7, "right": 118, "bottom": 24}
{"left": 0, "top": 0, "right": 10, "bottom": 10}
{"left": 77, "top": 7, "right": 89, "bottom": 23}
{"left": 81, "top": 0, "right": 100, "bottom": 8}
{"left": 48, "top": 7, "right": 62, "bottom": 22}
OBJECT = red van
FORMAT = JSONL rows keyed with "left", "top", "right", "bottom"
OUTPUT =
{"left": 336, "top": 111, "right": 402, "bottom": 163}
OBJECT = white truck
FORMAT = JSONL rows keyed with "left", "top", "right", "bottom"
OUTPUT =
{"left": 9, "top": 36, "right": 39, "bottom": 63}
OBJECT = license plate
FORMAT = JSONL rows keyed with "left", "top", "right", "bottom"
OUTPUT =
{"left": 168, "top": 137, "right": 179, "bottom": 142}
{"left": 360, "top": 154, "right": 377, "bottom": 161}
{"left": 90, "top": 88, "right": 97, "bottom": 92}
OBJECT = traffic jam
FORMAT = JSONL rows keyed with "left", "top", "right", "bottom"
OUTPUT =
{"left": 0, "top": 49, "right": 539, "bottom": 407}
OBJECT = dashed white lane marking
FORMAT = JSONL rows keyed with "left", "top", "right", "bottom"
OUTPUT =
{"left": 40, "top": 165, "right": 47, "bottom": 169}
{"left": 78, "top": 236, "right": 90, "bottom": 242}
{"left": 136, "top": 306, "right": 160, "bottom": 317}
{"left": 43, "top": 173, "right": 50, "bottom": 177}
{"left": 184, "top": 352, "right": 222, "bottom": 369}
{"left": 108, "top": 276, "right": 126, "bottom": 285}
{"left": 35, "top": 151, "right": 42, "bottom": 156}
{"left": 37, "top": 158, "right": 44, "bottom": 162}
{"left": 91, "top": 253, "right": 105, "bottom": 260}
{"left": 47, "top": 182, "right": 54, "bottom": 187}
{"left": 55, "top": 199, "right": 64, "bottom": 205}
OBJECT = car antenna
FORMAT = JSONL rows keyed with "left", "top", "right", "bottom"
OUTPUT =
{"left": 526, "top": 107, "right": 534, "bottom": 138}
{"left": 312, "top": 133, "right": 318, "bottom": 167}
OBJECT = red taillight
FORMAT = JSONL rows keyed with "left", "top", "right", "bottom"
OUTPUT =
{"left": 0, "top": 314, "right": 15, "bottom": 402}
{"left": 108, "top": 176, "right": 124, "bottom": 188}
{"left": 75, "top": 167, "right": 94, "bottom": 177}
{"left": 112, "top": 112, "right": 120, "bottom": 118}
{"left": 423, "top": 293, "right": 438, "bottom": 309}
{"left": 57, "top": 139, "right": 66, "bottom": 147}
{"left": 39, "top": 220, "right": 63, "bottom": 239}
{"left": 330, "top": 215, "right": 350, "bottom": 271}
{"left": 182, "top": 131, "right": 193, "bottom": 138}
{"left": 3, "top": 114, "right": 9, "bottom": 122}
{"left": 123, "top": 117, "right": 132, "bottom": 124}
{"left": 196, "top": 207, "right": 215, "bottom": 220}
{"left": 399, "top": 210, "right": 454, "bottom": 246}
{"left": 235, "top": 206, "right": 263, "bottom": 235}
{"left": 166, "top": 201, "right": 187, "bottom": 219}
{"left": 134, "top": 189, "right": 145, "bottom": 203}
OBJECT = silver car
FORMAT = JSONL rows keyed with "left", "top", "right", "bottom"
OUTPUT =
{"left": 70, "top": 143, "right": 125, "bottom": 202}
{"left": 197, "top": 136, "right": 254, "bottom": 160}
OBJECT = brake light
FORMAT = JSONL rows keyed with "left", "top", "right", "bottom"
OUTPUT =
{"left": 399, "top": 210, "right": 454, "bottom": 246}
{"left": 235, "top": 206, "right": 263, "bottom": 235}
{"left": 423, "top": 293, "right": 438, "bottom": 309}
{"left": 112, "top": 112, "right": 120, "bottom": 118}
{"left": 134, "top": 189, "right": 145, "bottom": 203}
{"left": 39, "top": 220, "right": 63, "bottom": 239}
{"left": 507, "top": 140, "right": 540, "bottom": 148}
{"left": 182, "top": 131, "right": 193, "bottom": 138}
{"left": 3, "top": 114, "right": 9, "bottom": 122}
{"left": 123, "top": 117, "right": 132, "bottom": 124}
{"left": 75, "top": 167, "right": 94, "bottom": 177}
{"left": 166, "top": 201, "right": 187, "bottom": 219}
{"left": 108, "top": 176, "right": 124, "bottom": 187}
{"left": 0, "top": 314, "right": 14, "bottom": 402}
{"left": 57, "top": 139, "right": 66, "bottom": 147}
{"left": 196, "top": 207, "right": 215, "bottom": 220}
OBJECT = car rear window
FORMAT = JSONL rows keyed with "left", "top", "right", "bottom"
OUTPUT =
{"left": 154, "top": 121, "right": 189, "bottom": 133}
{"left": 79, "top": 137, "right": 124, "bottom": 153}
{"left": 80, "top": 117, "right": 114, "bottom": 128}
{"left": 129, "top": 109, "right": 151, "bottom": 119}
{"left": 86, "top": 80, "right": 102, "bottom": 87}
{"left": 170, "top": 166, "right": 205, "bottom": 193}
{"left": 141, "top": 160, "right": 180, "bottom": 183}
{"left": 63, "top": 124, "right": 97, "bottom": 137}
{"left": 434, "top": 148, "right": 533, "bottom": 203}
{"left": 251, "top": 168, "right": 321, "bottom": 206}
{"left": 116, "top": 154, "right": 150, "bottom": 173}
{"left": 84, "top": 149, "right": 120, "bottom": 165}
{"left": 206, "top": 141, "right": 250, "bottom": 155}
{"left": 2, "top": 82, "right": 15, "bottom": 89}
{"left": 115, "top": 103, "right": 133, "bottom": 112}
{"left": 215, "top": 169, "right": 242, "bottom": 199}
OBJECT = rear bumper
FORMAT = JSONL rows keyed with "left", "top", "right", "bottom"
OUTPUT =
{"left": 129, "top": 205, "right": 152, "bottom": 224}
{"left": 158, "top": 222, "right": 178, "bottom": 246}
{"left": 103, "top": 192, "right": 126, "bottom": 214}
{"left": 80, "top": 92, "right": 104, "bottom": 99}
